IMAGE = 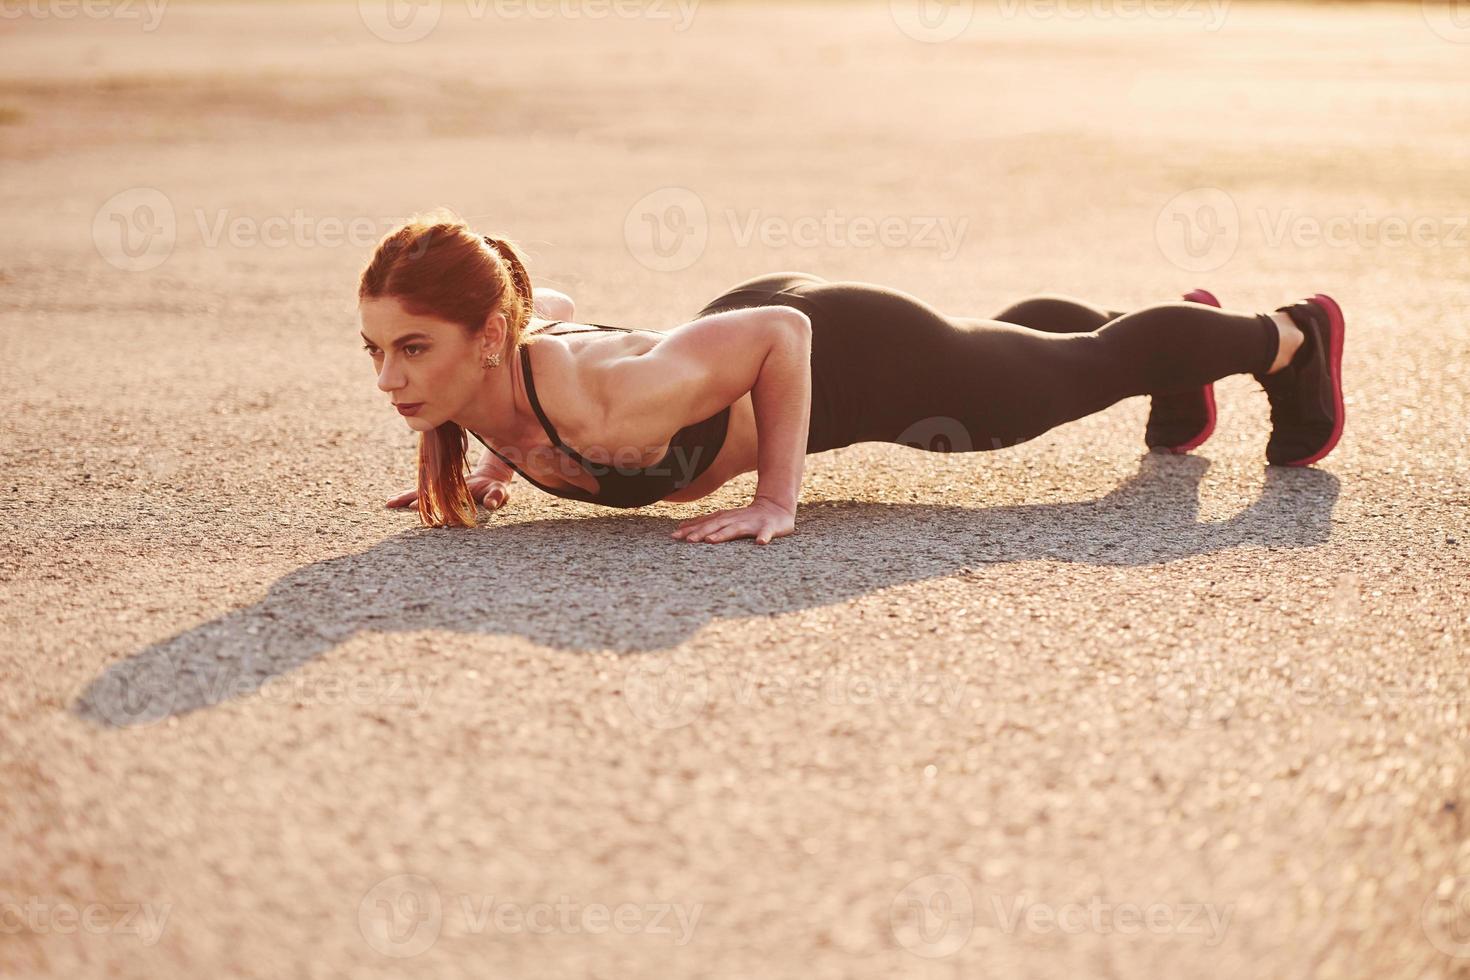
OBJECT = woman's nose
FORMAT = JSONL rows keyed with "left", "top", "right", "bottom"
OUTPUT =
{"left": 376, "top": 362, "right": 404, "bottom": 392}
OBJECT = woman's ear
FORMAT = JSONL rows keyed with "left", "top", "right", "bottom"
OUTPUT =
{"left": 480, "top": 309, "right": 509, "bottom": 358}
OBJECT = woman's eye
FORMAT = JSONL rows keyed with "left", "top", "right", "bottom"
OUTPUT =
{"left": 360, "top": 344, "right": 425, "bottom": 356}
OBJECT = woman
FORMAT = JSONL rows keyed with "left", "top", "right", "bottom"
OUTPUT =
{"left": 360, "top": 213, "right": 1345, "bottom": 546}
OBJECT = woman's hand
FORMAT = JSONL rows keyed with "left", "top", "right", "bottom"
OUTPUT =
{"left": 384, "top": 473, "right": 514, "bottom": 512}
{"left": 671, "top": 498, "right": 795, "bottom": 545}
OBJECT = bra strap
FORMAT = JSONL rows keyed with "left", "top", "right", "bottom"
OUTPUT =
{"left": 518, "top": 343, "right": 593, "bottom": 467}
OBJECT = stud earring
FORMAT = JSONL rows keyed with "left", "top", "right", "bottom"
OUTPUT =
{"left": 484, "top": 352, "right": 503, "bottom": 369}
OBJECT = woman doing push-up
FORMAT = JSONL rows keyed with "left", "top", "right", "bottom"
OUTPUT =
{"left": 359, "top": 212, "right": 1346, "bottom": 546}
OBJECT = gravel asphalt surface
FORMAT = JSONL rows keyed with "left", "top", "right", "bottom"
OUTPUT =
{"left": 2, "top": 2, "right": 1468, "bottom": 977}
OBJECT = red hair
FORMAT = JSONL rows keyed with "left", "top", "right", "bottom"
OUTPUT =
{"left": 358, "top": 209, "right": 535, "bottom": 528}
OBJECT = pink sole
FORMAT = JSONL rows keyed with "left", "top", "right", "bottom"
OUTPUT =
{"left": 1163, "top": 288, "right": 1221, "bottom": 454}
{"left": 1279, "top": 293, "right": 1346, "bottom": 467}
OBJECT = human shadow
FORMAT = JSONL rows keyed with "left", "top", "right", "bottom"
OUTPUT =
{"left": 74, "top": 451, "right": 1340, "bottom": 727}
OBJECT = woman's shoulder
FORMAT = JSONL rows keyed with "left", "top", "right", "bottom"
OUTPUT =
{"left": 525, "top": 316, "right": 662, "bottom": 337}
{"left": 521, "top": 320, "right": 661, "bottom": 447}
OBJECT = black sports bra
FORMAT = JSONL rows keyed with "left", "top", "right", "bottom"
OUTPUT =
{"left": 468, "top": 321, "right": 731, "bottom": 509}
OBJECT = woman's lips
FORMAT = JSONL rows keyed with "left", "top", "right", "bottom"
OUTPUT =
{"left": 395, "top": 402, "right": 423, "bottom": 417}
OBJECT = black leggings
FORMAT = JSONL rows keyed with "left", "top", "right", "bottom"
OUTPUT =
{"left": 693, "top": 273, "right": 1281, "bottom": 455}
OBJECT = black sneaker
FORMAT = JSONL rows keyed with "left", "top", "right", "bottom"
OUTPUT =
{"left": 1255, "top": 294, "right": 1346, "bottom": 467}
{"left": 1145, "top": 288, "right": 1221, "bottom": 454}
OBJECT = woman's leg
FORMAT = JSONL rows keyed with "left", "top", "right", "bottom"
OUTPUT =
{"left": 913, "top": 305, "right": 1280, "bottom": 450}
{"left": 988, "top": 294, "right": 1125, "bottom": 334}
{"left": 991, "top": 294, "right": 1226, "bottom": 451}
{"left": 694, "top": 272, "right": 828, "bottom": 319}
{"left": 804, "top": 282, "right": 1282, "bottom": 453}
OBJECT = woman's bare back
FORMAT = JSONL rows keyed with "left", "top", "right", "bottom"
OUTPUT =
{"left": 498, "top": 318, "right": 760, "bottom": 501}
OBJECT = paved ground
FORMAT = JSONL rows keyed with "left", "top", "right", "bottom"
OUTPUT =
{"left": 2, "top": 1, "right": 1469, "bottom": 977}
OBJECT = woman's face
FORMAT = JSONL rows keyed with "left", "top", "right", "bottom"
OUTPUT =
{"left": 359, "top": 296, "right": 491, "bottom": 431}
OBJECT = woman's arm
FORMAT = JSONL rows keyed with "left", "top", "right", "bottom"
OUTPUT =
{"left": 594, "top": 305, "right": 813, "bottom": 544}
{"left": 468, "top": 451, "right": 515, "bottom": 510}
{"left": 748, "top": 314, "right": 812, "bottom": 514}
{"left": 386, "top": 450, "right": 515, "bottom": 512}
